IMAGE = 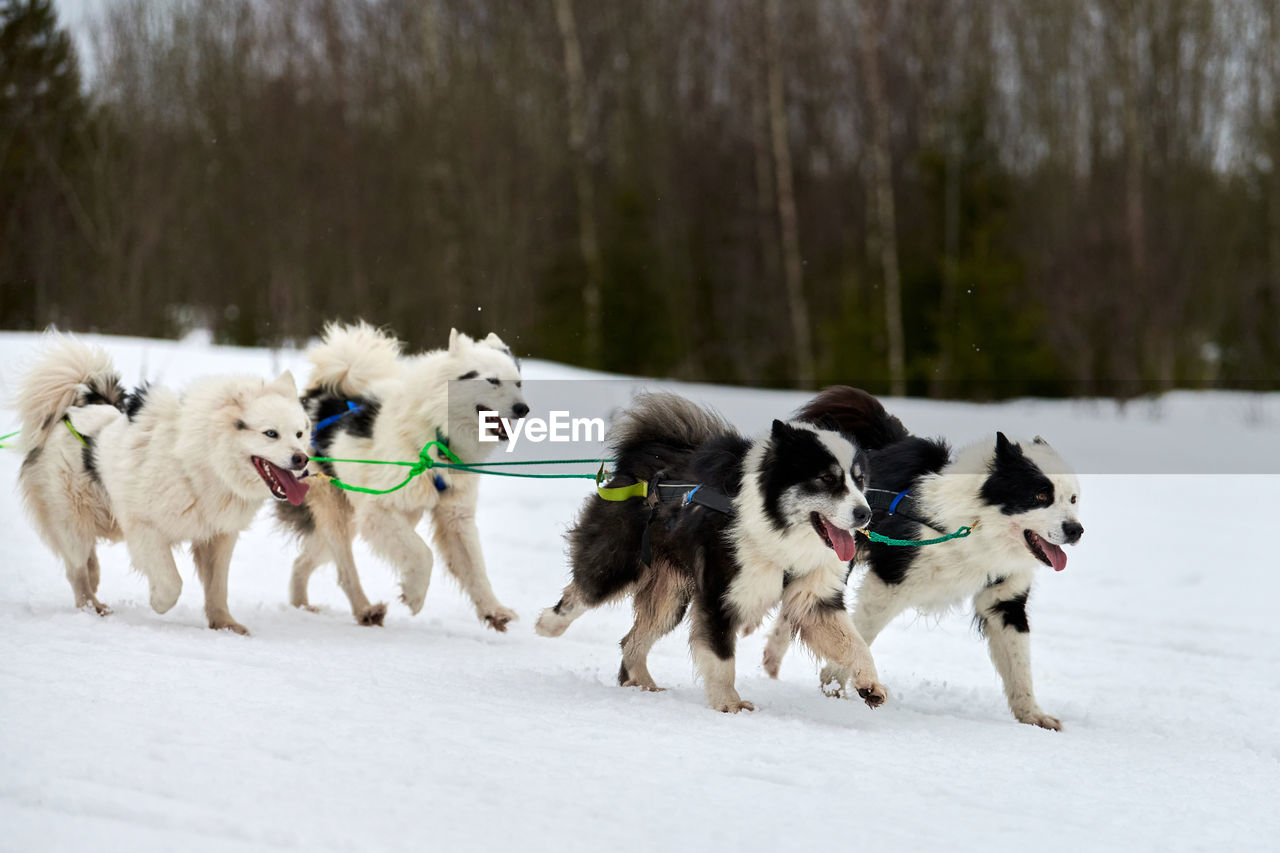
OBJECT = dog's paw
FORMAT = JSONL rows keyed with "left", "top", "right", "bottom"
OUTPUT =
{"left": 820, "top": 663, "right": 850, "bottom": 697}
{"left": 483, "top": 605, "right": 518, "bottom": 633}
{"left": 1016, "top": 709, "right": 1062, "bottom": 730}
{"left": 621, "top": 679, "right": 666, "bottom": 692}
{"left": 855, "top": 679, "right": 888, "bottom": 709}
{"left": 762, "top": 649, "right": 782, "bottom": 679}
{"left": 357, "top": 602, "right": 388, "bottom": 626}
{"left": 209, "top": 616, "right": 250, "bottom": 635}
{"left": 79, "top": 598, "right": 112, "bottom": 617}
{"left": 715, "top": 699, "right": 756, "bottom": 714}
{"left": 535, "top": 608, "right": 569, "bottom": 637}
{"left": 149, "top": 580, "right": 181, "bottom": 614}
{"left": 398, "top": 588, "right": 426, "bottom": 615}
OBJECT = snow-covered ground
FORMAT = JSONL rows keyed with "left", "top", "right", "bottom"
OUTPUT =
{"left": 1, "top": 331, "right": 1277, "bottom": 852}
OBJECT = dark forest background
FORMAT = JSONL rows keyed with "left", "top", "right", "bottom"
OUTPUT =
{"left": 2, "top": 0, "right": 1279, "bottom": 397}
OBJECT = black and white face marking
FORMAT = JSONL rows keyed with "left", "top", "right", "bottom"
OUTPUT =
{"left": 981, "top": 432, "right": 1083, "bottom": 572}
{"left": 759, "top": 420, "right": 872, "bottom": 561}
{"left": 448, "top": 332, "right": 529, "bottom": 442}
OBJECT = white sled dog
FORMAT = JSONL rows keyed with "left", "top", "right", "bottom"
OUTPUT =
{"left": 17, "top": 334, "right": 311, "bottom": 633}
{"left": 279, "top": 323, "right": 529, "bottom": 630}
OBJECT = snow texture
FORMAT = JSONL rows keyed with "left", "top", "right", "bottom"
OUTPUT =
{"left": 1, "top": 331, "right": 1277, "bottom": 852}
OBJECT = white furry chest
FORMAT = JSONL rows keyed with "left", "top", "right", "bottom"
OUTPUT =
{"left": 897, "top": 537, "right": 1035, "bottom": 611}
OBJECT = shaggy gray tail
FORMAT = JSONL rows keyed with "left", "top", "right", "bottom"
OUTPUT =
{"left": 16, "top": 334, "right": 125, "bottom": 453}
{"left": 608, "top": 392, "right": 733, "bottom": 460}
{"left": 795, "top": 386, "right": 908, "bottom": 451}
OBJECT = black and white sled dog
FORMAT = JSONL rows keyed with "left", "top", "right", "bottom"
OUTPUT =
{"left": 535, "top": 392, "right": 888, "bottom": 713}
{"left": 764, "top": 387, "right": 1083, "bottom": 729}
{"left": 279, "top": 322, "right": 529, "bottom": 629}
{"left": 17, "top": 334, "right": 311, "bottom": 632}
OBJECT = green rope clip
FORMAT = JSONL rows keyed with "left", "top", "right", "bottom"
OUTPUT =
{"left": 860, "top": 524, "right": 975, "bottom": 547}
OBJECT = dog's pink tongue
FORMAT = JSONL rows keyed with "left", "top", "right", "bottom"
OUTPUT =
{"left": 823, "top": 519, "right": 858, "bottom": 562}
{"left": 1042, "top": 539, "right": 1068, "bottom": 572}
{"left": 275, "top": 464, "right": 310, "bottom": 506}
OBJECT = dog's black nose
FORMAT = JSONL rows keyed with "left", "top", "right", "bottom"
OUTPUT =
{"left": 852, "top": 505, "right": 872, "bottom": 529}
{"left": 291, "top": 452, "right": 309, "bottom": 470}
{"left": 512, "top": 402, "right": 530, "bottom": 419}
{"left": 1062, "top": 521, "right": 1083, "bottom": 544}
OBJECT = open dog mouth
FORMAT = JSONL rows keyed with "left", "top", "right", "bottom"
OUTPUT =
{"left": 1024, "top": 530, "right": 1068, "bottom": 571}
{"left": 252, "top": 456, "right": 309, "bottom": 506}
{"left": 811, "top": 512, "right": 858, "bottom": 562}
{"left": 477, "top": 404, "right": 510, "bottom": 441}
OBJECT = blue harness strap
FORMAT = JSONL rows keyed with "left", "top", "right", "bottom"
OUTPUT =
{"left": 888, "top": 490, "right": 910, "bottom": 515}
{"left": 313, "top": 401, "right": 363, "bottom": 437}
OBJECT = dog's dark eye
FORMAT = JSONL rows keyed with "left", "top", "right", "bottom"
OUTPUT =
{"left": 264, "top": 430, "right": 278, "bottom": 439}
{"left": 1070, "top": 494, "right": 1077, "bottom": 504}
{"left": 487, "top": 377, "right": 501, "bottom": 386}
{"left": 1035, "top": 491, "right": 1050, "bottom": 504}
{"left": 820, "top": 472, "right": 838, "bottom": 486}
{"left": 516, "top": 380, "right": 522, "bottom": 388}
{"left": 296, "top": 431, "right": 303, "bottom": 439}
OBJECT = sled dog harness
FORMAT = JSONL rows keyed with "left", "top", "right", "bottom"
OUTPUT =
{"left": 635, "top": 471, "right": 734, "bottom": 566}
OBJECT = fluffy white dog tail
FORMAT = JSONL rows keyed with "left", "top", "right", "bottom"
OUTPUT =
{"left": 307, "top": 321, "right": 402, "bottom": 396}
{"left": 17, "top": 333, "right": 125, "bottom": 452}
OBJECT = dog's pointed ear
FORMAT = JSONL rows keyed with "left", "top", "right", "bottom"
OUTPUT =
{"left": 995, "top": 431, "right": 1022, "bottom": 458}
{"left": 448, "top": 328, "right": 463, "bottom": 353}
{"left": 771, "top": 419, "right": 795, "bottom": 443}
{"left": 268, "top": 370, "right": 298, "bottom": 396}
{"left": 482, "top": 332, "right": 507, "bottom": 349}
{"left": 1032, "top": 435, "right": 1050, "bottom": 447}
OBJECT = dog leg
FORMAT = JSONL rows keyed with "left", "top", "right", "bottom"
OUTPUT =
{"left": 430, "top": 500, "right": 516, "bottom": 631}
{"left": 309, "top": 485, "right": 385, "bottom": 625}
{"left": 87, "top": 549, "right": 102, "bottom": 595}
{"left": 361, "top": 508, "right": 435, "bottom": 617}
{"left": 795, "top": 603, "right": 887, "bottom": 708}
{"left": 619, "top": 561, "right": 690, "bottom": 691}
{"left": 62, "top": 553, "right": 110, "bottom": 616}
{"left": 289, "top": 533, "right": 327, "bottom": 612}
{"left": 535, "top": 581, "right": 591, "bottom": 637}
{"left": 778, "top": 571, "right": 887, "bottom": 707}
{"left": 762, "top": 612, "right": 797, "bottom": 679}
{"left": 818, "top": 572, "right": 914, "bottom": 695}
{"left": 974, "top": 578, "right": 1060, "bottom": 730}
{"left": 124, "top": 523, "right": 182, "bottom": 614}
{"left": 690, "top": 595, "right": 752, "bottom": 713}
{"left": 193, "top": 533, "right": 248, "bottom": 635}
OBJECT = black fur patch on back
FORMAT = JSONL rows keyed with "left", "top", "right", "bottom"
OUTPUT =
{"left": 757, "top": 422, "right": 842, "bottom": 530}
{"left": 82, "top": 437, "right": 100, "bottom": 484}
{"left": 306, "top": 393, "right": 381, "bottom": 475}
{"left": 988, "top": 592, "right": 1030, "bottom": 633}
{"left": 125, "top": 384, "right": 151, "bottom": 421}
{"left": 980, "top": 433, "right": 1054, "bottom": 515}
{"left": 860, "top": 436, "right": 952, "bottom": 585}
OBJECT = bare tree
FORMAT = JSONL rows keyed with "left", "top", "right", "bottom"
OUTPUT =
{"left": 763, "top": 0, "right": 815, "bottom": 386}
{"left": 552, "top": 0, "right": 603, "bottom": 367}
{"left": 858, "top": 0, "right": 906, "bottom": 395}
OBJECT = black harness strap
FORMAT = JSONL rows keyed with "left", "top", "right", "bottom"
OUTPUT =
{"left": 865, "top": 487, "right": 943, "bottom": 533}
{"left": 638, "top": 472, "right": 734, "bottom": 566}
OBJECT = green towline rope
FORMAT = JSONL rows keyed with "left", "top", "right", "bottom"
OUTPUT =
{"left": 309, "top": 441, "right": 612, "bottom": 496}
{"left": 0, "top": 422, "right": 84, "bottom": 449}
{"left": 860, "top": 525, "right": 975, "bottom": 547}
